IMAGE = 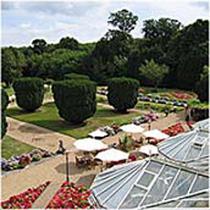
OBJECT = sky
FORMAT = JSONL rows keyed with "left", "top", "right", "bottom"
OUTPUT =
{"left": 1, "top": 0, "right": 209, "bottom": 47}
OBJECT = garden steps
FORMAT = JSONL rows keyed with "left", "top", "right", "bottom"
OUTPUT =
{"left": 32, "top": 181, "right": 61, "bottom": 209}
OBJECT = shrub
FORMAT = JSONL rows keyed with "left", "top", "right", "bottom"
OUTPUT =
{"left": 107, "top": 77, "right": 139, "bottom": 112}
{"left": 64, "top": 73, "right": 90, "bottom": 81}
{"left": 1, "top": 89, "right": 9, "bottom": 138}
{"left": 13, "top": 77, "right": 44, "bottom": 111}
{"left": 52, "top": 79, "right": 96, "bottom": 124}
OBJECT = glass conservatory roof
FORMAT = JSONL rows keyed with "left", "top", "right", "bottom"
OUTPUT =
{"left": 158, "top": 129, "right": 209, "bottom": 163}
{"left": 89, "top": 158, "right": 209, "bottom": 209}
{"left": 193, "top": 118, "right": 209, "bottom": 132}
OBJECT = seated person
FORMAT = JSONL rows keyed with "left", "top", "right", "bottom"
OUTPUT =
{"left": 56, "top": 140, "right": 66, "bottom": 154}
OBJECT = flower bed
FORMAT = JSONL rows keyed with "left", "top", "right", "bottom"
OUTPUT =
{"left": 1, "top": 181, "right": 50, "bottom": 209}
{"left": 162, "top": 123, "right": 185, "bottom": 136}
{"left": 1, "top": 149, "right": 54, "bottom": 172}
{"left": 46, "top": 181, "right": 91, "bottom": 209}
{"left": 171, "top": 91, "right": 194, "bottom": 100}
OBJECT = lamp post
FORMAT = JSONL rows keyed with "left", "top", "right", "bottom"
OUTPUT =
{"left": 65, "top": 151, "right": 70, "bottom": 182}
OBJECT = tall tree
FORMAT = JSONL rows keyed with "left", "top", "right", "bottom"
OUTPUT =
{"left": 2, "top": 48, "right": 25, "bottom": 86}
{"left": 108, "top": 9, "right": 138, "bottom": 33}
{"left": 142, "top": 18, "right": 182, "bottom": 51}
{"left": 195, "top": 65, "right": 209, "bottom": 102}
{"left": 32, "top": 39, "right": 47, "bottom": 54}
{"left": 166, "top": 19, "right": 208, "bottom": 90}
{"left": 139, "top": 59, "right": 169, "bottom": 88}
{"left": 58, "top": 37, "right": 79, "bottom": 50}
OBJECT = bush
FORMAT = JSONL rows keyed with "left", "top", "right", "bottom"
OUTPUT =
{"left": 13, "top": 77, "right": 44, "bottom": 112}
{"left": 1, "top": 89, "right": 9, "bottom": 138}
{"left": 52, "top": 79, "right": 96, "bottom": 124}
{"left": 107, "top": 77, "right": 139, "bottom": 112}
{"left": 64, "top": 73, "right": 90, "bottom": 81}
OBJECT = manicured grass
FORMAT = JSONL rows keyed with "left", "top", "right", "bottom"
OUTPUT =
{"left": 7, "top": 103, "right": 140, "bottom": 139}
{"left": 2, "top": 136, "right": 35, "bottom": 160}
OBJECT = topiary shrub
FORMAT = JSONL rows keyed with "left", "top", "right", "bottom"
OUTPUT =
{"left": 107, "top": 77, "right": 139, "bottom": 112}
{"left": 13, "top": 77, "right": 44, "bottom": 112}
{"left": 64, "top": 73, "right": 90, "bottom": 81}
{"left": 1, "top": 89, "right": 9, "bottom": 139}
{"left": 52, "top": 79, "right": 96, "bottom": 124}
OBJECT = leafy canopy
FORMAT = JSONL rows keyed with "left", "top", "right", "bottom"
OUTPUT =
{"left": 108, "top": 9, "right": 138, "bottom": 33}
{"left": 139, "top": 59, "right": 169, "bottom": 88}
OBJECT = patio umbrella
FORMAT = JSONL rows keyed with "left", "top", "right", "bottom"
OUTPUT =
{"left": 74, "top": 138, "right": 108, "bottom": 152}
{"left": 88, "top": 129, "right": 108, "bottom": 139}
{"left": 95, "top": 148, "right": 129, "bottom": 162}
{"left": 143, "top": 129, "right": 169, "bottom": 140}
{"left": 120, "top": 124, "right": 144, "bottom": 133}
{"left": 139, "top": 144, "right": 158, "bottom": 156}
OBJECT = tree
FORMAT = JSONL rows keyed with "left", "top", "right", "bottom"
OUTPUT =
{"left": 107, "top": 77, "right": 139, "bottom": 112}
{"left": 142, "top": 18, "right": 182, "bottom": 51}
{"left": 58, "top": 37, "right": 79, "bottom": 50}
{"left": 139, "top": 59, "right": 169, "bottom": 88}
{"left": 52, "top": 80, "right": 96, "bottom": 124}
{"left": 13, "top": 77, "right": 44, "bottom": 111}
{"left": 195, "top": 65, "right": 209, "bottom": 102}
{"left": 2, "top": 48, "right": 26, "bottom": 87}
{"left": 108, "top": 9, "right": 138, "bottom": 33}
{"left": 32, "top": 39, "right": 47, "bottom": 54}
{"left": 1, "top": 89, "right": 9, "bottom": 139}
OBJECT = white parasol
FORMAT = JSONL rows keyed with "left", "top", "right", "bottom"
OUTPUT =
{"left": 95, "top": 148, "right": 129, "bottom": 162}
{"left": 74, "top": 138, "right": 108, "bottom": 152}
{"left": 120, "top": 124, "right": 144, "bottom": 133}
{"left": 139, "top": 144, "right": 158, "bottom": 156}
{"left": 143, "top": 129, "right": 169, "bottom": 140}
{"left": 88, "top": 129, "right": 108, "bottom": 139}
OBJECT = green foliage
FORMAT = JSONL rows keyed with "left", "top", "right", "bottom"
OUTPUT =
{"left": 188, "top": 99, "right": 209, "bottom": 110}
{"left": 58, "top": 37, "right": 79, "bottom": 50}
{"left": 136, "top": 101, "right": 183, "bottom": 113}
{"left": 13, "top": 77, "right": 44, "bottom": 111}
{"left": 139, "top": 59, "right": 169, "bottom": 88}
{"left": 52, "top": 80, "right": 96, "bottom": 124}
{"left": 1, "top": 89, "right": 9, "bottom": 138}
{"left": 107, "top": 77, "right": 139, "bottom": 112}
{"left": 32, "top": 39, "right": 47, "bottom": 54}
{"left": 195, "top": 65, "right": 209, "bottom": 102}
{"left": 108, "top": 9, "right": 138, "bottom": 33}
{"left": 2, "top": 47, "right": 26, "bottom": 86}
{"left": 142, "top": 18, "right": 182, "bottom": 51}
{"left": 166, "top": 19, "right": 208, "bottom": 90}
{"left": 64, "top": 73, "right": 90, "bottom": 81}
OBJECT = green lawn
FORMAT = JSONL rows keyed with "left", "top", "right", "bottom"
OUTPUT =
{"left": 7, "top": 103, "right": 140, "bottom": 139}
{"left": 2, "top": 136, "right": 35, "bottom": 160}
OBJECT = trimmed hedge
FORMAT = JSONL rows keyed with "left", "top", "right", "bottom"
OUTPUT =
{"left": 107, "top": 77, "right": 139, "bottom": 112}
{"left": 1, "top": 89, "right": 9, "bottom": 138}
{"left": 13, "top": 77, "right": 44, "bottom": 112}
{"left": 64, "top": 73, "right": 90, "bottom": 81}
{"left": 52, "top": 79, "right": 96, "bottom": 124}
